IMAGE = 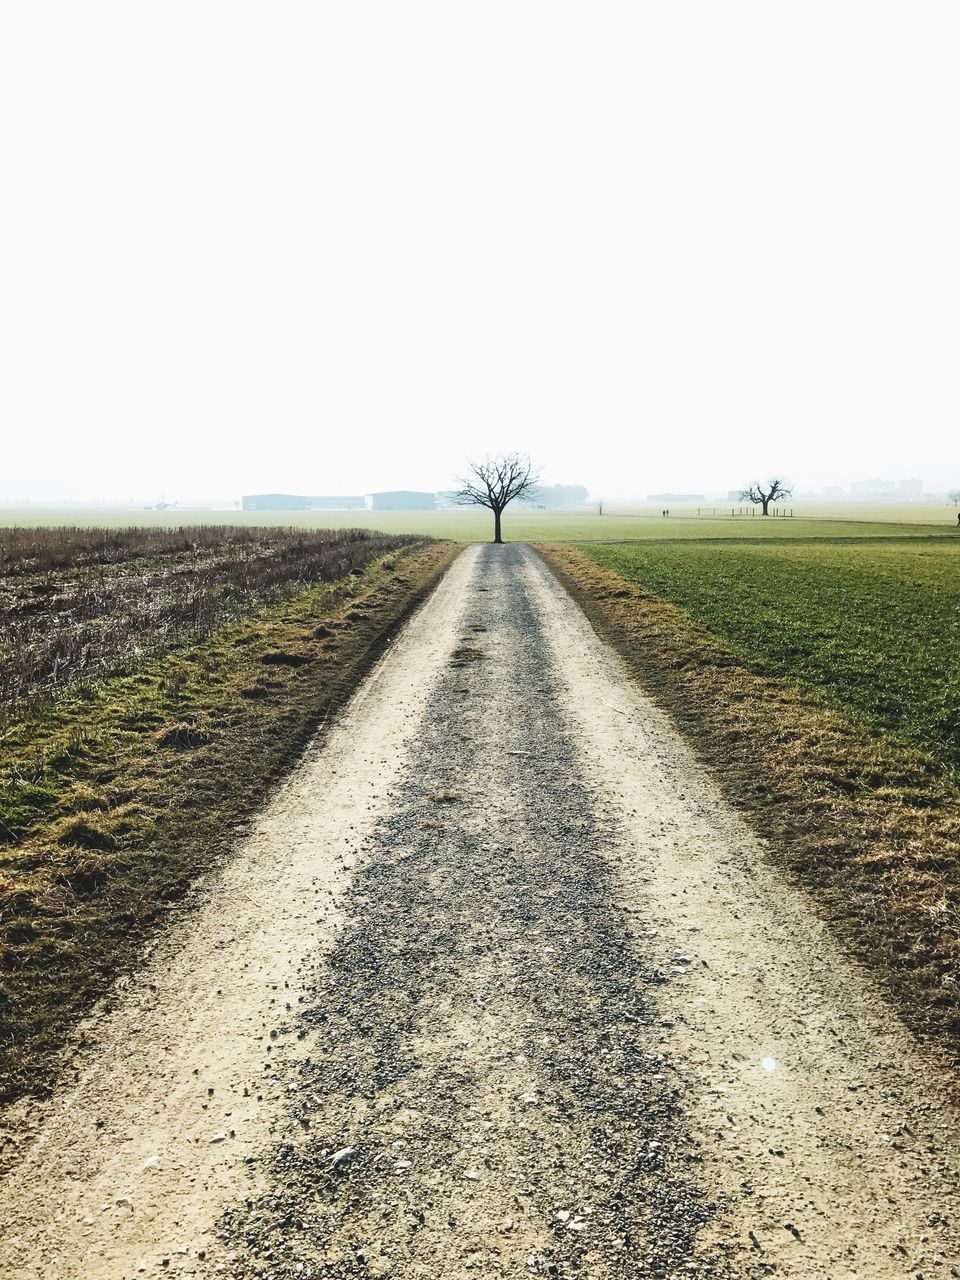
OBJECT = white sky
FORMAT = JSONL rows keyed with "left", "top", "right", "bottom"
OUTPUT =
{"left": 2, "top": 2, "right": 958, "bottom": 503}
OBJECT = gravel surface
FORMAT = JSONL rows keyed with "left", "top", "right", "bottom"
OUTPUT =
{"left": 217, "top": 544, "right": 723, "bottom": 1279}
{"left": 0, "top": 543, "right": 957, "bottom": 1280}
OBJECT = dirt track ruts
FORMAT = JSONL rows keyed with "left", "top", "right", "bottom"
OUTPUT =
{"left": 0, "top": 544, "right": 957, "bottom": 1279}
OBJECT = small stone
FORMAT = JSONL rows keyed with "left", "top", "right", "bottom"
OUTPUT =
{"left": 463, "top": 1167, "right": 480, "bottom": 1181}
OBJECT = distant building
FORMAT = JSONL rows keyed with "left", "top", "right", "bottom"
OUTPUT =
{"left": 368, "top": 491, "right": 436, "bottom": 511}
{"left": 243, "top": 494, "right": 311, "bottom": 511}
{"left": 242, "top": 494, "right": 365, "bottom": 511}
{"left": 851, "top": 479, "right": 897, "bottom": 499}
{"left": 848, "top": 479, "right": 923, "bottom": 501}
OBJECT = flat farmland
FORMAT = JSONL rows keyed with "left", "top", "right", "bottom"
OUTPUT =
{"left": 0, "top": 525, "right": 418, "bottom": 722}
{"left": 0, "top": 524, "right": 454, "bottom": 1100}
{"left": 3, "top": 529, "right": 960, "bottom": 1276}
{"left": 0, "top": 502, "right": 957, "bottom": 543}
{"left": 584, "top": 537, "right": 960, "bottom": 771}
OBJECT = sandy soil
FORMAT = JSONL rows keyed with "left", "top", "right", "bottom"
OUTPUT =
{"left": 0, "top": 544, "right": 957, "bottom": 1280}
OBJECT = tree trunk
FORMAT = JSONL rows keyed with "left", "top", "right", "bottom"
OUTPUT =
{"left": 760, "top": 497, "right": 770, "bottom": 515}
{"left": 493, "top": 508, "right": 503, "bottom": 543}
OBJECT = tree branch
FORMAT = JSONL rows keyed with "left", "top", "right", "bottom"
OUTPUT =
{"left": 455, "top": 453, "right": 541, "bottom": 513}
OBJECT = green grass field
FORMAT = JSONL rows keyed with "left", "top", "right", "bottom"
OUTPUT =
{"left": 585, "top": 537, "right": 960, "bottom": 771}
{"left": 1, "top": 502, "right": 958, "bottom": 542}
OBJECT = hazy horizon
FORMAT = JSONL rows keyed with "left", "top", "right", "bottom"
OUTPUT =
{"left": 3, "top": 470, "right": 958, "bottom": 508}
{"left": 3, "top": 3, "right": 958, "bottom": 505}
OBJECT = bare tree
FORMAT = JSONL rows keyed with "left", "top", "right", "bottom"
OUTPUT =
{"left": 455, "top": 452, "right": 541, "bottom": 543}
{"left": 740, "top": 478, "right": 792, "bottom": 516}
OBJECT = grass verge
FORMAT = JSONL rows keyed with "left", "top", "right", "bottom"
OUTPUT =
{"left": 581, "top": 537, "right": 960, "bottom": 772}
{"left": 537, "top": 542, "right": 960, "bottom": 1061}
{"left": 0, "top": 540, "right": 458, "bottom": 1104}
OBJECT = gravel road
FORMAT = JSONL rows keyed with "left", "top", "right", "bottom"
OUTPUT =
{"left": 1, "top": 544, "right": 957, "bottom": 1279}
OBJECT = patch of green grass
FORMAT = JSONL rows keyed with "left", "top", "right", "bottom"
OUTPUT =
{"left": 584, "top": 538, "right": 960, "bottom": 773}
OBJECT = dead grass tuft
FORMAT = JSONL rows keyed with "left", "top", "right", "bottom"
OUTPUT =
{"left": 428, "top": 790, "right": 460, "bottom": 804}
{"left": 4, "top": 917, "right": 39, "bottom": 945}
{"left": 55, "top": 784, "right": 113, "bottom": 814}
{"left": 52, "top": 812, "right": 121, "bottom": 851}
{"left": 239, "top": 683, "right": 272, "bottom": 700}
{"left": 154, "top": 720, "right": 212, "bottom": 750}
{"left": 57, "top": 851, "right": 126, "bottom": 896}
{"left": 0, "top": 887, "right": 38, "bottom": 920}
{"left": 259, "top": 650, "right": 314, "bottom": 668}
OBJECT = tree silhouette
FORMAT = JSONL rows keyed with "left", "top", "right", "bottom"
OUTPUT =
{"left": 740, "top": 478, "right": 792, "bottom": 516}
{"left": 455, "top": 453, "right": 541, "bottom": 543}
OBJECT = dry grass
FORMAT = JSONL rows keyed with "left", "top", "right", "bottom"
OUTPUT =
{"left": 0, "top": 525, "right": 417, "bottom": 719}
{"left": 0, "top": 540, "right": 458, "bottom": 1102}
{"left": 538, "top": 543, "right": 960, "bottom": 1058}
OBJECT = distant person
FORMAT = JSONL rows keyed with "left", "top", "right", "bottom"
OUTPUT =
{"left": 957, "top": 511, "right": 960, "bottom": 526}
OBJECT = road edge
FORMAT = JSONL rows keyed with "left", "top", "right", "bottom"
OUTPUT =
{"left": 534, "top": 539, "right": 960, "bottom": 1074}
{"left": 0, "top": 540, "right": 463, "bottom": 1108}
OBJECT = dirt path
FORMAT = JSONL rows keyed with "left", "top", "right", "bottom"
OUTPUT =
{"left": 1, "top": 544, "right": 957, "bottom": 1279}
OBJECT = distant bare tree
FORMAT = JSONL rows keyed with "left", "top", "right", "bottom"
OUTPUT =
{"left": 740, "top": 478, "right": 792, "bottom": 516}
{"left": 455, "top": 453, "right": 541, "bottom": 543}
{"left": 949, "top": 490, "right": 960, "bottom": 505}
